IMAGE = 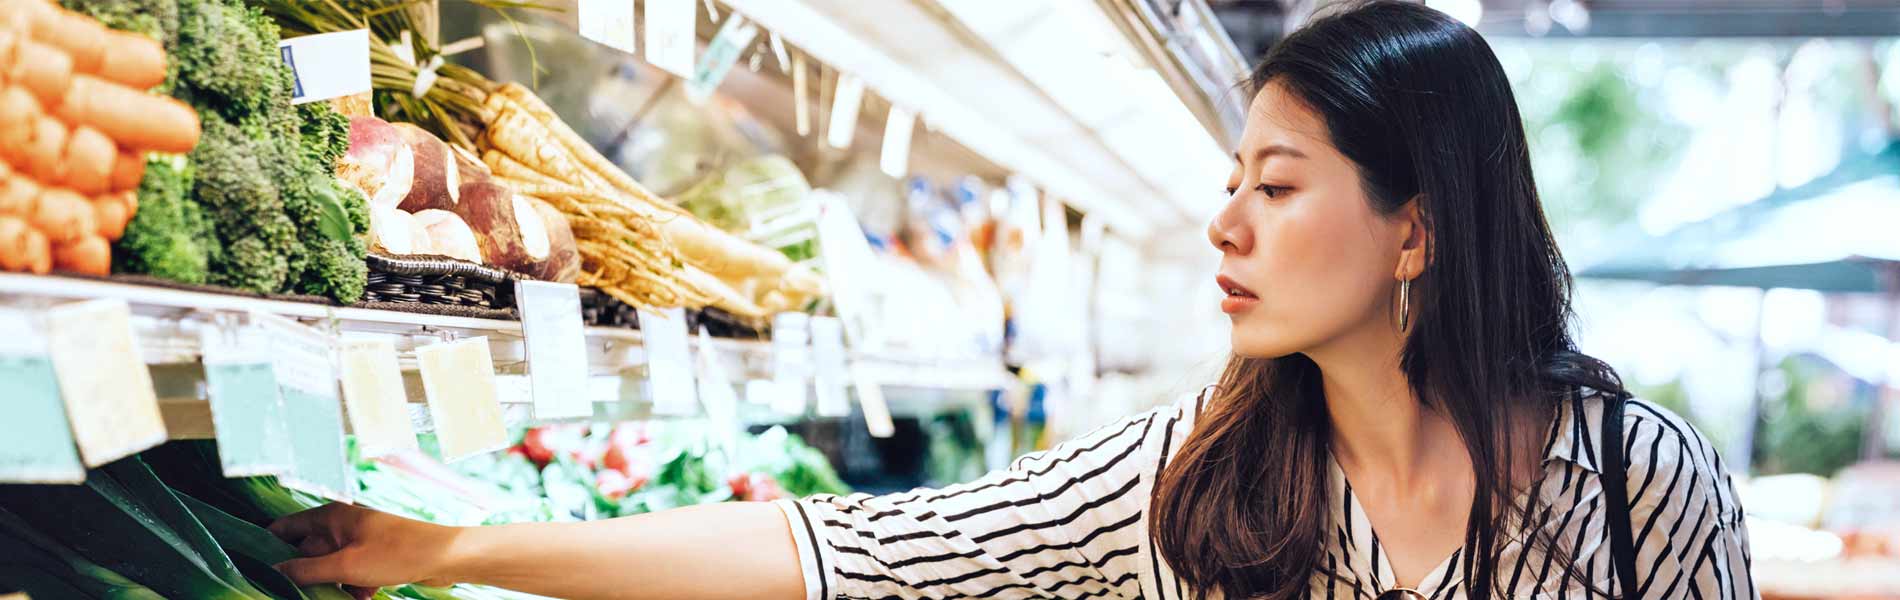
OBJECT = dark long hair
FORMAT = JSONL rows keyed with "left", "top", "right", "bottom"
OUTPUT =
{"left": 1150, "top": 2, "right": 1627, "bottom": 599}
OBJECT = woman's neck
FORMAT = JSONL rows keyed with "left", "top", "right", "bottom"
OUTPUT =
{"left": 1307, "top": 328, "right": 1465, "bottom": 490}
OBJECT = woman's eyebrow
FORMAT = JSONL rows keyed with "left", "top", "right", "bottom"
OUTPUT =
{"left": 1236, "top": 144, "right": 1309, "bottom": 165}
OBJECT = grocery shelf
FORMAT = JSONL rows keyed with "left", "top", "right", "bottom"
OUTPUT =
{"left": 0, "top": 273, "right": 1016, "bottom": 436}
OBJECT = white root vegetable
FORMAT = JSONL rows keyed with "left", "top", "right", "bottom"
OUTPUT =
{"left": 337, "top": 116, "right": 415, "bottom": 210}
{"left": 413, "top": 209, "right": 482, "bottom": 264}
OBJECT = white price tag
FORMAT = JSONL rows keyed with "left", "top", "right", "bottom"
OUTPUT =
{"left": 880, "top": 106, "right": 915, "bottom": 178}
{"left": 852, "top": 363, "right": 894, "bottom": 438}
{"left": 811, "top": 317, "right": 850, "bottom": 418}
{"left": 0, "top": 309, "right": 85, "bottom": 483}
{"left": 280, "top": 30, "right": 373, "bottom": 105}
{"left": 793, "top": 54, "right": 811, "bottom": 136}
{"left": 337, "top": 335, "right": 418, "bottom": 458}
{"left": 826, "top": 73, "right": 866, "bottom": 150}
{"left": 201, "top": 320, "right": 292, "bottom": 476}
{"left": 579, "top": 0, "right": 636, "bottom": 54}
{"left": 697, "top": 326, "right": 739, "bottom": 448}
{"left": 770, "top": 312, "right": 810, "bottom": 415}
{"left": 686, "top": 12, "right": 759, "bottom": 103}
{"left": 44, "top": 299, "right": 165, "bottom": 466}
{"left": 417, "top": 337, "right": 508, "bottom": 462}
{"left": 516, "top": 281, "right": 592, "bottom": 419}
{"left": 257, "top": 314, "right": 352, "bottom": 502}
{"left": 637, "top": 307, "right": 697, "bottom": 416}
{"left": 644, "top": 0, "right": 695, "bottom": 78}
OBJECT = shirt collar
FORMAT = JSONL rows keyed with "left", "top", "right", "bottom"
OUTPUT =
{"left": 1540, "top": 388, "right": 1607, "bottom": 474}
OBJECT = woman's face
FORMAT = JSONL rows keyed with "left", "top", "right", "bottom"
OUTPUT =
{"left": 1209, "top": 82, "right": 1418, "bottom": 359}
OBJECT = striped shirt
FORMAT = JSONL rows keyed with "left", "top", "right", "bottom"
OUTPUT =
{"left": 775, "top": 388, "right": 1757, "bottom": 600}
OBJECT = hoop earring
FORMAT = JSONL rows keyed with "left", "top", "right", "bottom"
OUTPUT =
{"left": 1398, "top": 278, "right": 1412, "bottom": 333}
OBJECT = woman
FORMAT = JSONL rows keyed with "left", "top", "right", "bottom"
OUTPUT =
{"left": 269, "top": 2, "right": 1755, "bottom": 599}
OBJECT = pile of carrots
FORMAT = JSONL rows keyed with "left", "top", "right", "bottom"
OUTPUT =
{"left": 0, "top": 0, "right": 200, "bottom": 276}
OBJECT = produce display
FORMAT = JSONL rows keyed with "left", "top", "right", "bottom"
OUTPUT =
{"left": 62, "top": 0, "right": 371, "bottom": 303}
{"left": 260, "top": 2, "right": 824, "bottom": 323}
{"left": 0, "top": 0, "right": 199, "bottom": 276}
{"left": 0, "top": 417, "right": 844, "bottom": 600}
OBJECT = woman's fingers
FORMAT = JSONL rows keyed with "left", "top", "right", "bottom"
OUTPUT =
{"left": 276, "top": 551, "right": 353, "bottom": 586}
{"left": 268, "top": 503, "right": 344, "bottom": 543}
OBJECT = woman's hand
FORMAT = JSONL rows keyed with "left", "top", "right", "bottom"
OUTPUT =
{"left": 269, "top": 503, "right": 463, "bottom": 597}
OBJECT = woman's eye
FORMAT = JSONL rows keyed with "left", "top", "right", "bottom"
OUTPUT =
{"left": 1257, "top": 184, "right": 1290, "bottom": 198}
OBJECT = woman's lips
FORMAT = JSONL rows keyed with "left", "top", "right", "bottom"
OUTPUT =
{"left": 1217, "top": 275, "right": 1258, "bottom": 314}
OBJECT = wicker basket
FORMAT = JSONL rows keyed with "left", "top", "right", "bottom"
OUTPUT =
{"left": 357, "top": 253, "right": 518, "bottom": 320}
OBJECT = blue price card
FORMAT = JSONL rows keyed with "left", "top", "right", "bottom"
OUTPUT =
{"left": 0, "top": 308, "right": 85, "bottom": 483}
{"left": 256, "top": 313, "right": 352, "bottom": 502}
{"left": 201, "top": 322, "right": 292, "bottom": 477}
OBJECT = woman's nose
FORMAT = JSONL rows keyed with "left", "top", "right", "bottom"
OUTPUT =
{"left": 1207, "top": 203, "right": 1252, "bottom": 255}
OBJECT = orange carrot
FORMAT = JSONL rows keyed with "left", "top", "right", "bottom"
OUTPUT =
{"left": 0, "top": 216, "right": 31, "bottom": 272}
{"left": 0, "top": 176, "right": 39, "bottom": 216}
{"left": 19, "top": 226, "right": 50, "bottom": 274}
{"left": 60, "top": 125, "right": 112, "bottom": 193}
{"left": 29, "top": 9, "right": 104, "bottom": 75}
{"left": 91, "top": 190, "right": 130, "bottom": 240}
{"left": 96, "top": 30, "right": 164, "bottom": 89}
{"left": 23, "top": 115, "right": 66, "bottom": 183}
{"left": 109, "top": 149, "right": 144, "bottom": 191}
{"left": 30, "top": 187, "right": 92, "bottom": 244}
{"left": 51, "top": 234, "right": 107, "bottom": 275}
{"left": 6, "top": 38, "right": 72, "bottom": 108}
{"left": 55, "top": 74, "right": 198, "bottom": 153}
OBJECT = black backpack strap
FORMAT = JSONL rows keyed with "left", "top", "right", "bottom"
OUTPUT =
{"left": 1597, "top": 390, "right": 1639, "bottom": 599}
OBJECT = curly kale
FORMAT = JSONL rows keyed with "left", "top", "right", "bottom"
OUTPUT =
{"left": 172, "top": 0, "right": 289, "bottom": 119}
{"left": 62, "top": 0, "right": 180, "bottom": 47}
{"left": 192, "top": 114, "right": 297, "bottom": 292}
{"left": 114, "top": 156, "right": 216, "bottom": 284}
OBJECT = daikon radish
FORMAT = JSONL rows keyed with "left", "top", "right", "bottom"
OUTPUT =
{"left": 55, "top": 74, "right": 199, "bottom": 153}
{"left": 60, "top": 125, "right": 113, "bottom": 193}
{"left": 337, "top": 116, "right": 415, "bottom": 209}
{"left": 52, "top": 234, "right": 108, "bottom": 275}
{"left": 391, "top": 122, "right": 461, "bottom": 212}
{"left": 30, "top": 187, "right": 93, "bottom": 244}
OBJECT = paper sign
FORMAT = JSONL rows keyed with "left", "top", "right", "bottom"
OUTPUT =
{"left": 637, "top": 307, "right": 697, "bottom": 416}
{"left": 201, "top": 321, "right": 291, "bottom": 476}
{"left": 826, "top": 74, "right": 866, "bottom": 149}
{"left": 880, "top": 106, "right": 915, "bottom": 178}
{"left": 793, "top": 54, "right": 811, "bottom": 136}
{"left": 516, "top": 281, "right": 592, "bottom": 419}
{"left": 770, "top": 312, "right": 810, "bottom": 415}
{"left": 280, "top": 29, "right": 372, "bottom": 105}
{"left": 579, "top": 0, "right": 636, "bottom": 54}
{"left": 0, "top": 309, "right": 84, "bottom": 484}
{"left": 644, "top": 0, "right": 695, "bottom": 78}
{"left": 686, "top": 12, "right": 759, "bottom": 103}
{"left": 258, "top": 314, "right": 351, "bottom": 501}
{"left": 744, "top": 379, "right": 775, "bottom": 406}
{"left": 811, "top": 317, "right": 850, "bottom": 418}
{"left": 417, "top": 337, "right": 508, "bottom": 462}
{"left": 44, "top": 299, "right": 165, "bottom": 466}
{"left": 337, "top": 336, "right": 417, "bottom": 457}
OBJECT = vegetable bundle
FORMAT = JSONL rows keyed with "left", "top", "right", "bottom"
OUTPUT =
{"left": 64, "top": 0, "right": 372, "bottom": 303}
{"left": 0, "top": 0, "right": 199, "bottom": 276}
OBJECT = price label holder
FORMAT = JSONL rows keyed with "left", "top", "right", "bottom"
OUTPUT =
{"left": 644, "top": 0, "right": 695, "bottom": 78}
{"left": 696, "top": 326, "right": 740, "bottom": 449}
{"left": 811, "top": 317, "right": 850, "bottom": 418}
{"left": 0, "top": 308, "right": 85, "bottom": 483}
{"left": 279, "top": 29, "right": 372, "bottom": 105}
{"left": 636, "top": 307, "right": 697, "bottom": 416}
{"left": 880, "top": 106, "right": 915, "bottom": 178}
{"left": 255, "top": 314, "right": 352, "bottom": 501}
{"left": 337, "top": 334, "right": 417, "bottom": 458}
{"left": 685, "top": 11, "right": 759, "bottom": 103}
{"left": 516, "top": 281, "right": 592, "bottom": 419}
{"left": 770, "top": 312, "right": 811, "bottom": 415}
{"left": 793, "top": 53, "right": 811, "bottom": 136}
{"left": 44, "top": 299, "right": 165, "bottom": 466}
{"left": 578, "top": 0, "right": 636, "bottom": 54}
{"left": 200, "top": 316, "right": 291, "bottom": 476}
{"left": 826, "top": 73, "right": 866, "bottom": 150}
{"left": 417, "top": 337, "right": 508, "bottom": 462}
{"left": 852, "top": 362, "right": 895, "bottom": 438}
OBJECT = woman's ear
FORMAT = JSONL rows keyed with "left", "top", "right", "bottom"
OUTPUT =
{"left": 1395, "top": 195, "right": 1429, "bottom": 280}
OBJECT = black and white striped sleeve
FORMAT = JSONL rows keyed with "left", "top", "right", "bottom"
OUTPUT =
{"left": 773, "top": 398, "right": 1194, "bottom": 600}
{"left": 1621, "top": 400, "right": 1758, "bottom": 600}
